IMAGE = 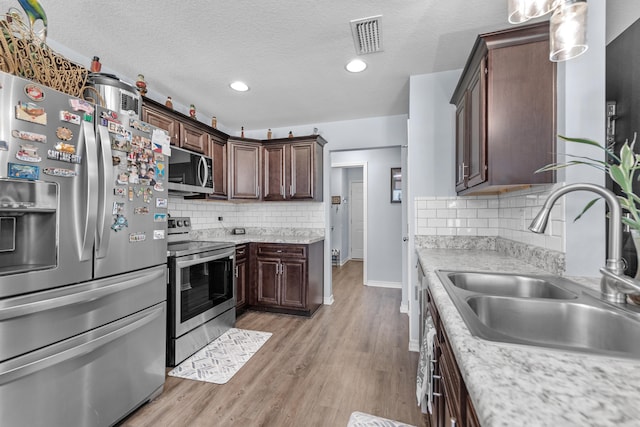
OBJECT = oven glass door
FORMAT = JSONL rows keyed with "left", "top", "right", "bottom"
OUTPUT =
{"left": 173, "top": 250, "right": 234, "bottom": 336}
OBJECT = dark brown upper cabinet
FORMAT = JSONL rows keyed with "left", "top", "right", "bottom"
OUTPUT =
{"left": 450, "top": 21, "right": 556, "bottom": 195}
{"left": 262, "top": 136, "right": 326, "bottom": 202}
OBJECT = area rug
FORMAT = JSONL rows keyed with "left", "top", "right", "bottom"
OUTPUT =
{"left": 168, "top": 328, "right": 272, "bottom": 384}
{"left": 347, "top": 411, "right": 416, "bottom": 427}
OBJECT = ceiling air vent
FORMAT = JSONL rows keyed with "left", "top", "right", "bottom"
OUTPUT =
{"left": 350, "top": 15, "right": 383, "bottom": 55}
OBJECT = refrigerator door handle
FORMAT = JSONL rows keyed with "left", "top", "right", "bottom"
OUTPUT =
{"left": 0, "top": 267, "right": 164, "bottom": 320}
{"left": 77, "top": 121, "right": 99, "bottom": 261}
{"left": 96, "top": 125, "right": 113, "bottom": 259}
{"left": 0, "top": 304, "right": 164, "bottom": 385}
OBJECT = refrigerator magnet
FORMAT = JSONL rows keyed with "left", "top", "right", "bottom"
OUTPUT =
{"left": 116, "top": 172, "right": 129, "bottom": 185}
{"left": 0, "top": 140, "right": 8, "bottom": 151}
{"left": 156, "top": 198, "right": 167, "bottom": 208}
{"left": 69, "top": 99, "right": 94, "bottom": 114}
{"left": 12, "top": 130, "right": 46, "bottom": 143}
{"left": 129, "top": 232, "right": 146, "bottom": 243}
{"left": 8, "top": 163, "right": 39, "bottom": 180}
{"left": 114, "top": 187, "right": 127, "bottom": 197}
{"left": 43, "top": 167, "right": 77, "bottom": 178}
{"left": 46, "top": 149, "right": 82, "bottom": 164}
{"left": 153, "top": 230, "right": 165, "bottom": 240}
{"left": 111, "top": 215, "right": 128, "bottom": 232}
{"left": 112, "top": 202, "right": 125, "bottom": 215}
{"left": 59, "top": 111, "right": 81, "bottom": 125}
{"left": 134, "top": 206, "right": 149, "bottom": 215}
{"left": 56, "top": 127, "right": 74, "bottom": 141}
{"left": 16, "top": 101, "right": 47, "bottom": 125}
{"left": 153, "top": 182, "right": 164, "bottom": 192}
{"left": 54, "top": 142, "right": 76, "bottom": 154}
{"left": 112, "top": 134, "right": 131, "bottom": 152}
{"left": 16, "top": 144, "right": 42, "bottom": 162}
{"left": 130, "top": 120, "right": 151, "bottom": 133}
{"left": 154, "top": 213, "right": 167, "bottom": 222}
{"left": 24, "top": 84, "right": 45, "bottom": 101}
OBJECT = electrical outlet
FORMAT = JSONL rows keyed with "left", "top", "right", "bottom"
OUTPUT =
{"left": 218, "top": 216, "right": 223, "bottom": 221}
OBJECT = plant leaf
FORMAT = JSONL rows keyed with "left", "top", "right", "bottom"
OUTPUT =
{"left": 573, "top": 198, "right": 600, "bottom": 222}
{"left": 610, "top": 164, "right": 632, "bottom": 193}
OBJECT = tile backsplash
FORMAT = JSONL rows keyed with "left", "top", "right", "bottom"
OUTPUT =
{"left": 415, "top": 184, "right": 565, "bottom": 252}
{"left": 168, "top": 198, "right": 325, "bottom": 230}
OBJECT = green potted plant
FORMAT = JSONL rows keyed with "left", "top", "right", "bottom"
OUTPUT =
{"left": 537, "top": 134, "right": 640, "bottom": 230}
{"left": 538, "top": 133, "right": 640, "bottom": 304}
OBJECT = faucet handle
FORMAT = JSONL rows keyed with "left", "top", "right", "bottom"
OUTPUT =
{"left": 599, "top": 267, "right": 640, "bottom": 302}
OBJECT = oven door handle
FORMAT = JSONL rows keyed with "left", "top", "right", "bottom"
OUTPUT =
{"left": 175, "top": 253, "right": 234, "bottom": 269}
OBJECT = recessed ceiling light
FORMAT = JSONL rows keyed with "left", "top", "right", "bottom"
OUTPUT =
{"left": 345, "top": 59, "right": 367, "bottom": 73}
{"left": 230, "top": 81, "right": 249, "bottom": 92}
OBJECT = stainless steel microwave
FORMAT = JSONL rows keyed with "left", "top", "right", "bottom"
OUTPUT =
{"left": 168, "top": 146, "right": 214, "bottom": 195}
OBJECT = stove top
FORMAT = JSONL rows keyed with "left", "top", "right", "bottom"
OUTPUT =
{"left": 167, "top": 240, "right": 235, "bottom": 257}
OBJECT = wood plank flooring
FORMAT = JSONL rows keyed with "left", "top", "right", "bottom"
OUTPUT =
{"left": 121, "top": 261, "right": 425, "bottom": 427}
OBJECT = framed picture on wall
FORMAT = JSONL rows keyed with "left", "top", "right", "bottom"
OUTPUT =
{"left": 391, "top": 167, "right": 402, "bottom": 203}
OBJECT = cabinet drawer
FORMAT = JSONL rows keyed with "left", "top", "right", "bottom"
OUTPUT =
{"left": 257, "top": 244, "right": 306, "bottom": 258}
{"left": 235, "top": 244, "right": 248, "bottom": 260}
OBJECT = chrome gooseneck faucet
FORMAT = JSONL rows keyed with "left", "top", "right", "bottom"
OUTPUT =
{"left": 529, "top": 183, "right": 640, "bottom": 303}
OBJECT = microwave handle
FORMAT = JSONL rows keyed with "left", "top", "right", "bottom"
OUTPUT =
{"left": 198, "top": 155, "right": 209, "bottom": 188}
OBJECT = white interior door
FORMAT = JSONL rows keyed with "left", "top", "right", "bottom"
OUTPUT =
{"left": 350, "top": 181, "right": 364, "bottom": 259}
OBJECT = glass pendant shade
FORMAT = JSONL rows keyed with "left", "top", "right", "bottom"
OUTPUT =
{"left": 508, "top": 0, "right": 556, "bottom": 24}
{"left": 549, "top": 0, "right": 588, "bottom": 62}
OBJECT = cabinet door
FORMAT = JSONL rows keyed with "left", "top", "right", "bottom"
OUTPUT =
{"left": 263, "top": 144, "right": 286, "bottom": 201}
{"left": 466, "top": 60, "right": 487, "bottom": 188}
{"left": 455, "top": 100, "right": 468, "bottom": 192}
{"left": 256, "top": 257, "right": 280, "bottom": 306}
{"left": 180, "top": 122, "right": 209, "bottom": 154}
{"left": 142, "top": 106, "right": 179, "bottom": 146}
{"left": 466, "top": 398, "right": 481, "bottom": 427}
{"left": 210, "top": 136, "right": 227, "bottom": 198}
{"left": 280, "top": 258, "right": 307, "bottom": 309}
{"left": 235, "top": 257, "right": 247, "bottom": 309}
{"left": 290, "top": 142, "right": 314, "bottom": 199}
{"left": 229, "top": 142, "right": 261, "bottom": 199}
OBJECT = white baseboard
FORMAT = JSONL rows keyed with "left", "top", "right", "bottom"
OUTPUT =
{"left": 323, "top": 295, "right": 335, "bottom": 305}
{"left": 408, "top": 339, "right": 419, "bottom": 352}
{"left": 366, "top": 280, "right": 402, "bottom": 289}
{"left": 400, "top": 302, "right": 409, "bottom": 314}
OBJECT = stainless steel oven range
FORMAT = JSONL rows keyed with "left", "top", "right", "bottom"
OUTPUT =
{"left": 166, "top": 217, "right": 236, "bottom": 366}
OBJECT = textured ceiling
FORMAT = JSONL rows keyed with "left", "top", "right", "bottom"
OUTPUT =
{"left": 22, "top": 1, "right": 633, "bottom": 131}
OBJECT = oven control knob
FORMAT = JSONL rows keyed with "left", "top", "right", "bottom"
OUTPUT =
{"left": 184, "top": 220, "right": 190, "bottom": 227}
{"left": 177, "top": 220, "right": 183, "bottom": 227}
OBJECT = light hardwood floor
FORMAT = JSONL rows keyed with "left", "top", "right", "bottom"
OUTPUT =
{"left": 121, "top": 261, "right": 425, "bottom": 427}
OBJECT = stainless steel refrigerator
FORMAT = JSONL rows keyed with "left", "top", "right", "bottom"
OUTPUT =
{"left": 0, "top": 70, "right": 169, "bottom": 426}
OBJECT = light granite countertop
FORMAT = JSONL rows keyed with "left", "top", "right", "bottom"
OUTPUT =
{"left": 417, "top": 247, "right": 640, "bottom": 427}
{"left": 197, "top": 234, "right": 325, "bottom": 245}
{"left": 190, "top": 228, "right": 325, "bottom": 245}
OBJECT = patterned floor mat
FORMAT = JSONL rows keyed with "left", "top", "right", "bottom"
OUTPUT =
{"left": 168, "top": 328, "right": 272, "bottom": 384}
{"left": 347, "top": 411, "right": 416, "bottom": 427}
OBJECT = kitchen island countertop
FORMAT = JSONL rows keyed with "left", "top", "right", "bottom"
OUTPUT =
{"left": 417, "top": 247, "right": 640, "bottom": 427}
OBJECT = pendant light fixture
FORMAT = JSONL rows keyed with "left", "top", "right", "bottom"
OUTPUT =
{"left": 507, "top": 0, "right": 588, "bottom": 62}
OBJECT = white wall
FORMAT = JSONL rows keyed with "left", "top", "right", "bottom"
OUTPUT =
{"left": 332, "top": 149, "right": 403, "bottom": 286}
{"left": 256, "top": 115, "right": 408, "bottom": 304}
{"left": 406, "top": 70, "right": 460, "bottom": 349}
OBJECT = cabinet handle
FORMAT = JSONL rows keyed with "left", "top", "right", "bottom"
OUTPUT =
{"left": 290, "top": 184, "right": 293, "bottom": 196}
{"left": 462, "top": 162, "right": 468, "bottom": 178}
{"left": 257, "top": 186, "right": 260, "bottom": 198}
{"left": 433, "top": 392, "right": 442, "bottom": 397}
{"left": 235, "top": 265, "right": 239, "bottom": 278}
{"left": 450, "top": 418, "right": 457, "bottom": 427}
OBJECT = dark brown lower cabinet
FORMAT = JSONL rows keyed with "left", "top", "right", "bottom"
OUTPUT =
{"left": 235, "top": 244, "right": 249, "bottom": 313}
{"left": 427, "top": 287, "right": 480, "bottom": 427}
{"left": 250, "top": 241, "right": 323, "bottom": 316}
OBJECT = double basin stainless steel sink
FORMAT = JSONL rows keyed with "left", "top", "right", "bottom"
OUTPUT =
{"left": 435, "top": 270, "right": 640, "bottom": 359}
